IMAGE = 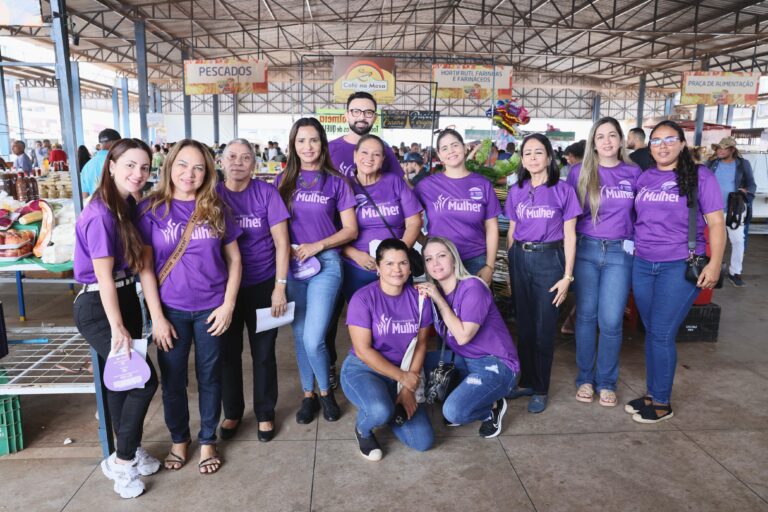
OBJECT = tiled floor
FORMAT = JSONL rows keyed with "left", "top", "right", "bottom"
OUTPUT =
{"left": 1, "top": 238, "right": 767, "bottom": 512}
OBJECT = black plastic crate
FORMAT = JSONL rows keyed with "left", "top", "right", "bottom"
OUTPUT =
{"left": 677, "top": 303, "right": 721, "bottom": 342}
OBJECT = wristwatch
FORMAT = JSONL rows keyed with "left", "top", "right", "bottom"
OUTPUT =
{"left": 562, "top": 274, "right": 575, "bottom": 282}
{"left": 276, "top": 278, "right": 288, "bottom": 285}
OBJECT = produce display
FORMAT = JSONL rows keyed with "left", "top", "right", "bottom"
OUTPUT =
{"left": 0, "top": 197, "right": 75, "bottom": 265}
{"left": 0, "top": 229, "right": 35, "bottom": 260}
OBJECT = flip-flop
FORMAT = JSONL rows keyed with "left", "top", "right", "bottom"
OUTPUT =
{"left": 164, "top": 440, "right": 191, "bottom": 470}
{"left": 198, "top": 455, "right": 222, "bottom": 475}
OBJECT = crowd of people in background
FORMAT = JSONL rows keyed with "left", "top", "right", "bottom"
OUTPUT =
{"left": 69, "top": 90, "right": 757, "bottom": 499}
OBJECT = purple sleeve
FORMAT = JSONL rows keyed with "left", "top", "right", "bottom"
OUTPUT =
{"left": 266, "top": 185, "right": 291, "bottom": 226}
{"left": 84, "top": 215, "right": 117, "bottom": 260}
{"left": 698, "top": 166, "right": 725, "bottom": 214}
{"left": 565, "top": 163, "right": 580, "bottom": 189}
{"left": 485, "top": 181, "right": 502, "bottom": 219}
{"left": 397, "top": 178, "right": 423, "bottom": 218}
{"left": 383, "top": 146, "right": 405, "bottom": 176}
{"left": 223, "top": 210, "right": 243, "bottom": 244}
{"left": 346, "top": 291, "right": 372, "bottom": 329}
{"left": 420, "top": 297, "right": 434, "bottom": 328}
{"left": 455, "top": 279, "right": 492, "bottom": 325}
{"left": 335, "top": 177, "right": 357, "bottom": 212}
{"left": 561, "top": 183, "right": 582, "bottom": 221}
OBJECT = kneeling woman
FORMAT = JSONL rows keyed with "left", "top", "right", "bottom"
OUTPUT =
{"left": 416, "top": 237, "right": 520, "bottom": 439}
{"left": 342, "top": 239, "right": 434, "bottom": 461}
{"left": 74, "top": 138, "right": 159, "bottom": 498}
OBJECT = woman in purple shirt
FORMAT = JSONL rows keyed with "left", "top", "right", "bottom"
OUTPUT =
{"left": 138, "top": 139, "right": 242, "bottom": 475}
{"left": 343, "top": 239, "right": 434, "bottom": 461}
{"left": 276, "top": 118, "right": 358, "bottom": 425}
{"left": 415, "top": 129, "right": 501, "bottom": 285}
{"left": 627, "top": 120, "right": 725, "bottom": 423}
{"left": 217, "top": 138, "right": 291, "bottom": 443}
{"left": 74, "top": 139, "right": 159, "bottom": 499}
{"left": 417, "top": 237, "right": 520, "bottom": 439}
{"left": 566, "top": 117, "right": 641, "bottom": 407}
{"left": 342, "top": 134, "right": 423, "bottom": 301}
{"left": 504, "top": 133, "right": 580, "bottom": 414}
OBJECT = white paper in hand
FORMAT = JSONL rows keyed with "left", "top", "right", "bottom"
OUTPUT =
{"left": 255, "top": 302, "right": 295, "bottom": 333}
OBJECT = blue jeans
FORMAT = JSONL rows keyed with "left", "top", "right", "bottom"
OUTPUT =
{"left": 341, "top": 261, "right": 378, "bottom": 302}
{"left": 509, "top": 244, "right": 563, "bottom": 394}
{"left": 287, "top": 250, "right": 342, "bottom": 393}
{"left": 341, "top": 355, "right": 434, "bottom": 452}
{"left": 573, "top": 236, "right": 633, "bottom": 391}
{"left": 443, "top": 355, "right": 518, "bottom": 424}
{"left": 159, "top": 306, "right": 222, "bottom": 445}
{"left": 632, "top": 257, "right": 700, "bottom": 405}
{"left": 462, "top": 253, "right": 487, "bottom": 275}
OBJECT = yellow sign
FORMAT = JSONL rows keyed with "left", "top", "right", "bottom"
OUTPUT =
{"left": 333, "top": 57, "right": 396, "bottom": 105}
{"left": 681, "top": 71, "right": 760, "bottom": 106}
{"left": 432, "top": 64, "right": 513, "bottom": 100}
{"left": 317, "top": 109, "right": 382, "bottom": 138}
{"left": 184, "top": 58, "right": 268, "bottom": 95}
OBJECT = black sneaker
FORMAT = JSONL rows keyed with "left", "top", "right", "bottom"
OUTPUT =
{"left": 296, "top": 394, "right": 320, "bottom": 424}
{"left": 728, "top": 274, "right": 746, "bottom": 287}
{"left": 355, "top": 429, "right": 383, "bottom": 461}
{"left": 624, "top": 396, "right": 652, "bottom": 415}
{"left": 632, "top": 403, "right": 674, "bottom": 424}
{"left": 479, "top": 398, "right": 507, "bottom": 438}
{"left": 329, "top": 365, "right": 339, "bottom": 390}
{"left": 319, "top": 391, "right": 341, "bottom": 422}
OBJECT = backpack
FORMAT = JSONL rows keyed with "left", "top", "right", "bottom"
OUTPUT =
{"left": 725, "top": 191, "right": 747, "bottom": 229}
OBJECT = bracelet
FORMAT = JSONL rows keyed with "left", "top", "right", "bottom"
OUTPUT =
{"left": 482, "top": 264, "right": 493, "bottom": 271}
{"left": 276, "top": 278, "right": 287, "bottom": 285}
{"left": 562, "top": 274, "right": 574, "bottom": 282}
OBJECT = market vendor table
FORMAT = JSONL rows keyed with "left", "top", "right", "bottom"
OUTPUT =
{"left": 0, "top": 258, "right": 75, "bottom": 321}
{"left": 0, "top": 326, "right": 114, "bottom": 457}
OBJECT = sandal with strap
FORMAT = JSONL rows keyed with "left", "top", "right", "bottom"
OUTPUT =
{"left": 624, "top": 396, "right": 652, "bottom": 415}
{"left": 575, "top": 383, "right": 594, "bottom": 403}
{"left": 632, "top": 403, "right": 674, "bottom": 424}
{"left": 198, "top": 455, "right": 223, "bottom": 475}
{"left": 598, "top": 389, "right": 617, "bottom": 407}
{"left": 164, "top": 439, "right": 191, "bottom": 471}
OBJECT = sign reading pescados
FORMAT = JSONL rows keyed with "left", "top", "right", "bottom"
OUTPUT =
{"left": 184, "top": 58, "right": 268, "bottom": 95}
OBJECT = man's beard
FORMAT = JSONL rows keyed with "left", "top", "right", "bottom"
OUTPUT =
{"left": 349, "top": 121, "right": 372, "bottom": 136}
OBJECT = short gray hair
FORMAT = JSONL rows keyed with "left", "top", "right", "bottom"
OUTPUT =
{"left": 224, "top": 138, "right": 255, "bottom": 159}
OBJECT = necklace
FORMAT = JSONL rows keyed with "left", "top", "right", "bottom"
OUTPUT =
{"left": 298, "top": 171, "right": 320, "bottom": 188}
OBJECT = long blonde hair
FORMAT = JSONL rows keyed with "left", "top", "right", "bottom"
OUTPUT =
{"left": 578, "top": 117, "right": 634, "bottom": 224}
{"left": 423, "top": 237, "right": 488, "bottom": 290}
{"left": 144, "top": 139, "right": 227, "bottom": 237}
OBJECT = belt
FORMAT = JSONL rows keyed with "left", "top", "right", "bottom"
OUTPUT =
{"left": 82, "top": 273, "right": 136, "bottom": 293}
{"left": 515, "top": 240, "right": 563, "bottom": 252}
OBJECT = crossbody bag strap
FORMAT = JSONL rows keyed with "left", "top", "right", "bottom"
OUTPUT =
{"left": 355, "top": 176, "right": 399, "bottom": 240}
{"left": 687, "top": 183, "right": 698, "bottom": 257}
{"left": 430, "top": 296, "right": 456, "bottom": 364}
{"left": 157, "top": 208, "right": 201, "bottom": 286}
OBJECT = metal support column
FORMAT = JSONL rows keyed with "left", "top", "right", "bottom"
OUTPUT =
{"left": 149, "top": 83, "right": 156, "bottom": 144}
{"left": 212, "top": 95, "right": 220, "bottom": 145}
{"left": 112, "top": 87, "right": 120, "bottom": 130}
{"left": 71, "top": 62, "right": 84, "bottom": 148}
{"left": 716, "top": 104, "right": 724, "bottom": 125}
{"left": 751, "top": 107, "right": 757, "bottom": 129}
{"left": 121, "top": 77, "right": 130, "bottom": 137}
{"left": 0, "top": 49, "right": 11, "bottom": 156}
{"left": 592, "top": 94, "right": 601, "bottom": 123}
{"left": 636, "top": 74, "right": 646, "bottom": 128}
{"left": 232, "top": 93, "right": 239, "bottom": 139}
{"left": 181, "top": 49, "right": 192, "bottom": 139}
{"left": 726, "top": 105, "right": 735, "bottom": 126}
{"left": 664, "top": 94, "right": 674, "bottom": 116}
{"left": 50, "top": 0, "right": 82, "bottom": 213}
{"left": 693, "top": 60, "right": 708, "bottom": 146}
{"left": 135, "top": 20, "right": 149, "bottom": 143}
{"left": 14, "top": 82, "right": 24, "bottom": 142}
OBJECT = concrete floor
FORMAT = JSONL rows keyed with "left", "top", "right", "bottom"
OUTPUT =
{"left": 1, "top": 238, "right": 767, "bottom": 512}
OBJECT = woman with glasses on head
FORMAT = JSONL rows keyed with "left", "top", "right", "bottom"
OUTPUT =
{"left": 137, "top": 139, "right": 242, "bottom": 475}
{"left": 627, "top": 120, "right": 725, "bottom": 424}
{"left": 415, "top": 129, "right": 501, "bottom": 285}
{"left": 216, "top": 139, "right": 291, "bottom": 442}
{"left": 504, "top": 133, "right": 581, "bottom": 414}
{"left": 275, "top": 117, "right": 358, "bottom": 425}
{"left": 74, "top": 139, "right": 159, "bottom": 498}
{"left": 565, "top": 117, "right": 641, "bottom": 408}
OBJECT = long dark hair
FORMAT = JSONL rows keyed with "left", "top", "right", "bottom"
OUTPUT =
{"left": 649, "top": 120, "right": 697, "bottom": 207}
{"left": 277, "top": 117, "right": 342, "bottom": 210}
{"left": 518, "top": 133, "right": 560, "bottom": 188}
{"left": 92, "top": 138, "right": 150, "bottom": 273}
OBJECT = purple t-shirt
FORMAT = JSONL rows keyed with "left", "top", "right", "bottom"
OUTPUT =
{"left": 505, "top": 180, "right": 581, "bottom": 243}
{"left": 74, "top": 198, "right": 130, "bottom": 284}
{"left": 347, "top": 172, "right": 423, "bottom": 270}
{"left": 415, "top": 172, "right": 502, "bottom": 259}
{"left": 634, "top": 165, "right": 724, "bottom": 262}
{"left": 328, "top": 137, "right": 404, "bottom": 178}
{"left": 217, "top": 180, "right": 290, "bottom": 287}
{"left": 436, "top": 278, "right": 520, "bottom": 372}
{"left": 566, "top": 162, "right": 641, "bottom": 240}
{"left": 136, "top": 199, "right": 242, "bottom": 311}
{"left": 346, "top": 282, "right": 433, "bottom": 366}
{"left": 275, "top": 170, "right": 356, "bottom": 253}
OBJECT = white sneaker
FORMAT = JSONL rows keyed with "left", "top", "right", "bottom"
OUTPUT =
{"left": 135, "top": 446, "right": 161, "bottom": 476}
{"left": 100, "top": 453, "right": 145, "bottom": 499}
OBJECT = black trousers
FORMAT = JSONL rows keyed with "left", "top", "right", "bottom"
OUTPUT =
{"left": 221, "top": 279, "right": 279, "bottom": 422}
{"left": 74, "top": 285, "right": 158, "bottom": 460}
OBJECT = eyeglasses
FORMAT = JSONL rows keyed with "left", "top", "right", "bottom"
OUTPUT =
{"left": 348, "top": 108, "right": 376, "bottom": 119}
{"left": 649, "top": 136, "right": 681, "bottom": 147}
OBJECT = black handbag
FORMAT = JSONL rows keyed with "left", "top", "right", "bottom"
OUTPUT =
{"left": 685, "top": 186, "right": 726, "bottom": 288}
{"left": 425, "top": 303, "right": 461, "bottom": 404}
{"left": 355, "top": 177, "right": 425, "bottom": 277}
{"left": 725, "top": 191, "right": 747, "bottom": 230}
